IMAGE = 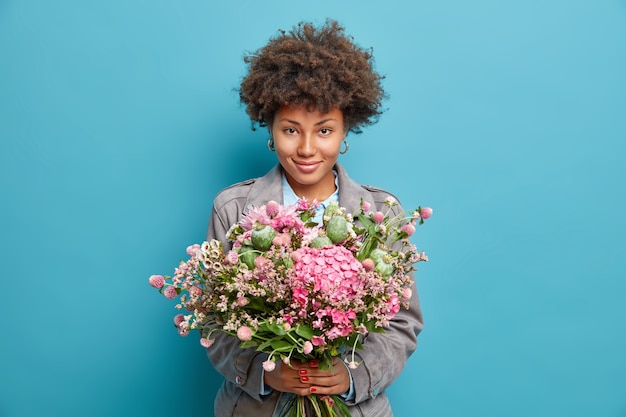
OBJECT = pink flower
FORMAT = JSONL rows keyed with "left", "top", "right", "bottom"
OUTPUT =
{"left": 149, "top": 275, "right": 165, "bottom": 289}
{"left": 189, "top": 286, "right": 202, "bottom": 297}
{"left": 361, "top": 258, "right": 375, "bottom": 271}
{"left": 266, "top": 200, "right": 280, "bottom": 217}
{"left": 173, "top": 314, "right": 185, "bottom": 326}
{"left": 361, "top": 201, "right": 371, "bottom": 212}
{"left": 311, "top": 336, "right": 327, "bottom": 346}
{"left": 420, "top": 207, "right": 433, "bottom": 219}
{"left": 200, "top": 338, "right": 213, "bottom": 348}
{"left": 263, "top": 360, "right": 276, "bottom": 372}
{"left": 163, "top": 286, "right": 177, "bottom": 299}
{"left": 303, "top": 341, "right": 313, "bottom": 355}
{"left": 226, "top": 250, "right": 239, "bottom": 265}
{"left": 186, "top": 244, "right": 200, "bottom": 257}
{"left": 384, "top": 196, "right": 397, "bottom": 205}
{"left": 373, "top": 211, "right": 385, "bottom": 223}
{"left": 402, "top": 287, "right": 413, "bottom": 300}
{"left": 254, "top": 256, "right": 269, "bottom": 269}
{"left": 401, "top": 224, "right": 415, "bottom": 236}
{"left": 346, "top": 361, "right": 359, "bottom": 369}
{"left": 178, "top": 327, "right": 189, "bottom": 337}
{"left": 237, "top": 326, "right": 252, "bottom": 341}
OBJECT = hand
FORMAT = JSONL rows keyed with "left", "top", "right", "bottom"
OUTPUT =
{"left": 264, "top": 357, "right": 351, "bottom": 397}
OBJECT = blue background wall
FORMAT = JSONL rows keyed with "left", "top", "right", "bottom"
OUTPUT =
{"left": 1, "top": 1, "right": 625, "bottom": 416}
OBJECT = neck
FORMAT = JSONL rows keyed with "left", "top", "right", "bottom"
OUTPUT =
{"left": 285, "top": 171, "right": 337, "bottom": 202}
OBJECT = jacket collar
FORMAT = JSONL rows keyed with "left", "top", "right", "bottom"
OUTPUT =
{"left": 244, "top": 163, "right": 372, "bottom": 215}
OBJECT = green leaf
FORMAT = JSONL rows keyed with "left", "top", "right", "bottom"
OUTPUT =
{"left": 270, "top": 339, "right": 294, "bottom": 352}
{"left": 266, "top": 322, "right": 287, "bottom": 336}
{"left": 295, "top": 325, "right": 314, "bottom": 339}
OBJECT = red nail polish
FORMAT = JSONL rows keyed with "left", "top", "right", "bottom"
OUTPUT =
{"left": 301, "top": 376, "right": 309, "bottom": 382}
{"left": 308, "top": 360, "right": 319, "bottom": 367}
{"left": 310, "top": 387, "right": 317, "bottom": 393}
{"left": 299, "top": 369, "right": 307, "bottom": 375}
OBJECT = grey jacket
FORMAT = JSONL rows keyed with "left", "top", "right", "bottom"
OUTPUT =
{"left": 205, "top": 163, "right": 424, "bottom": 417}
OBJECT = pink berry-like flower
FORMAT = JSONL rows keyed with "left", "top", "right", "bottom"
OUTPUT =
{"left": 420, "top": 207, "right": 433, "bottom": 219}
{"left": 361, "top": 201, "right": 371, "bottom": 212}
{"left": 200, "top": 338, "right": 213, "bottom": 348}
{"left": 189, "top": 286, "right": 202, "bottom": 298}
{"left": 361, "top": 258, "right": 375, "bottom": 271}
{"left": 173, "top": 314, "right": 185, "bottom": 326}
{"left": 186, "top": 244, "right": 200, "bottom": 257}
{"left": 226, "top": 250, "right": 239, "bottom": 265}
{"left": 401, "top": 224, "right": 416, "bottom": 236}
{"left": 347, "top": 361, "right": 359, "bottom": 369}
{"left": 373, "top": 211, "right": 385, "bottom": 223}
{"left": 163, "top": 286, "right": 177, "bottom": 299}
{"left": 236, "top": 326, "right": 252, "bottom": 341}
{"left": 178, "top": 327, "right": 189, "bottom": 337}
{"left": 266, "top": 200, "right": 280, "bottom": 217}
{"left": 263, "top": 360, "right": 276, "bottom": 372}
{"left": 385, "top": 196, "right": 397, "bottom": 205}
{"left": 149, "top": 275, "right": 165, "bottom": 289}
{"left": 402, "top": 287, "right": 413, "bottom": 300}
{"left": 303, "top": 341, "right": 313, "bottom": 355}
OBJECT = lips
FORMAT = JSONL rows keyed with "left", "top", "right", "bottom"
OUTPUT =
{"left": 294, "top": 161, "right": 321, "bottom": 174}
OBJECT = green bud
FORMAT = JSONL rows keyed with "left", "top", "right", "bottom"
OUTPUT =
{"left": 251, "top": 225, "right": 275, "bottom": 251}
{"left": 311, "top": 236, "right": 333, "bottom": 248}
{"left": 326, "top": 216, "right": 348, "bottom": 244}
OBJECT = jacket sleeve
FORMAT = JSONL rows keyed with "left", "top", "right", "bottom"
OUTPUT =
{"left": 203, "top": 205, "right": 269, "bottom": 401}
{"left": 344, "top": 201, "right": 424, "bottom": 405}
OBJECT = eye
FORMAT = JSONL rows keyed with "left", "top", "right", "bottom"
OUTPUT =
{"left": 319, "top": 128, "right": 332, "bottom": 135}
{"left": 284, "top": 127, "right": 298, "bottom": 135}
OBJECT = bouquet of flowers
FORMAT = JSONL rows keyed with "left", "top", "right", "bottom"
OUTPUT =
{"left": 149, "top": 197, "right": 431, "bottom": 417}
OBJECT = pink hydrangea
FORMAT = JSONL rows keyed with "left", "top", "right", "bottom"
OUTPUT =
{"left": 237, "top": 326, "right": 252, "bottom": 341}
{"left": 149, "top": 275, "right": 165, "bottom": 289}
{"left": 311, "top": 336, "right": 327, "bottom": 346}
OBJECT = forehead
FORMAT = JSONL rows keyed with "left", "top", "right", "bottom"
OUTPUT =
{"left": 274, "top": 105, "right": 344, "bottom": 123}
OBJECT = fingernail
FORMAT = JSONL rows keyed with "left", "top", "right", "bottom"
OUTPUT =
{"left": 301, "top": 376, "right": 309, "bottom": 382}
{"left": 308, "top": 360, "right": 319, "bottom": 367}
{"left": 310, "top": 387, "right": 317, "bottom": 393}
{"left": 299, "top": 369, "right": 307, "bottom": 375}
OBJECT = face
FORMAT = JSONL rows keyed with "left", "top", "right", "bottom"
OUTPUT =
{"left": 271, "top": 105, "right": 346, "bottom": 202}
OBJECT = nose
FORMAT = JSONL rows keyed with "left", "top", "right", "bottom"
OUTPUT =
{"left": 297, "top": 133, "right": 316, "bottom": 156}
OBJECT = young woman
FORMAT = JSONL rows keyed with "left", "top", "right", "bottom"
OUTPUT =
{"left": 205, "top": 20, "right": 423, "bottom": 417}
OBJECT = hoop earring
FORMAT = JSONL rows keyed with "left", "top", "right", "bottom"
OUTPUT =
{"left": 267, "top": 137, "right": 276, "bottom": 152}
{"left": 339, "top": 139, "right": 349, "bottom": 155}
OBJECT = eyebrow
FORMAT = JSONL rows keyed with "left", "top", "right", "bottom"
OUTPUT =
{"left": 280, "top": 118, "right": 337, "bottom": 126}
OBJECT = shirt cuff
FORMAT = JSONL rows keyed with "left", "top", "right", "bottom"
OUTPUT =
{"left": 339, "top": 363, "right": 355, "bottom": 401}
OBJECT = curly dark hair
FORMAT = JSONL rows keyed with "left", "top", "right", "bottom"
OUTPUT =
{"left": 239, "top": 19, "right": 386, "bottom": 133}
